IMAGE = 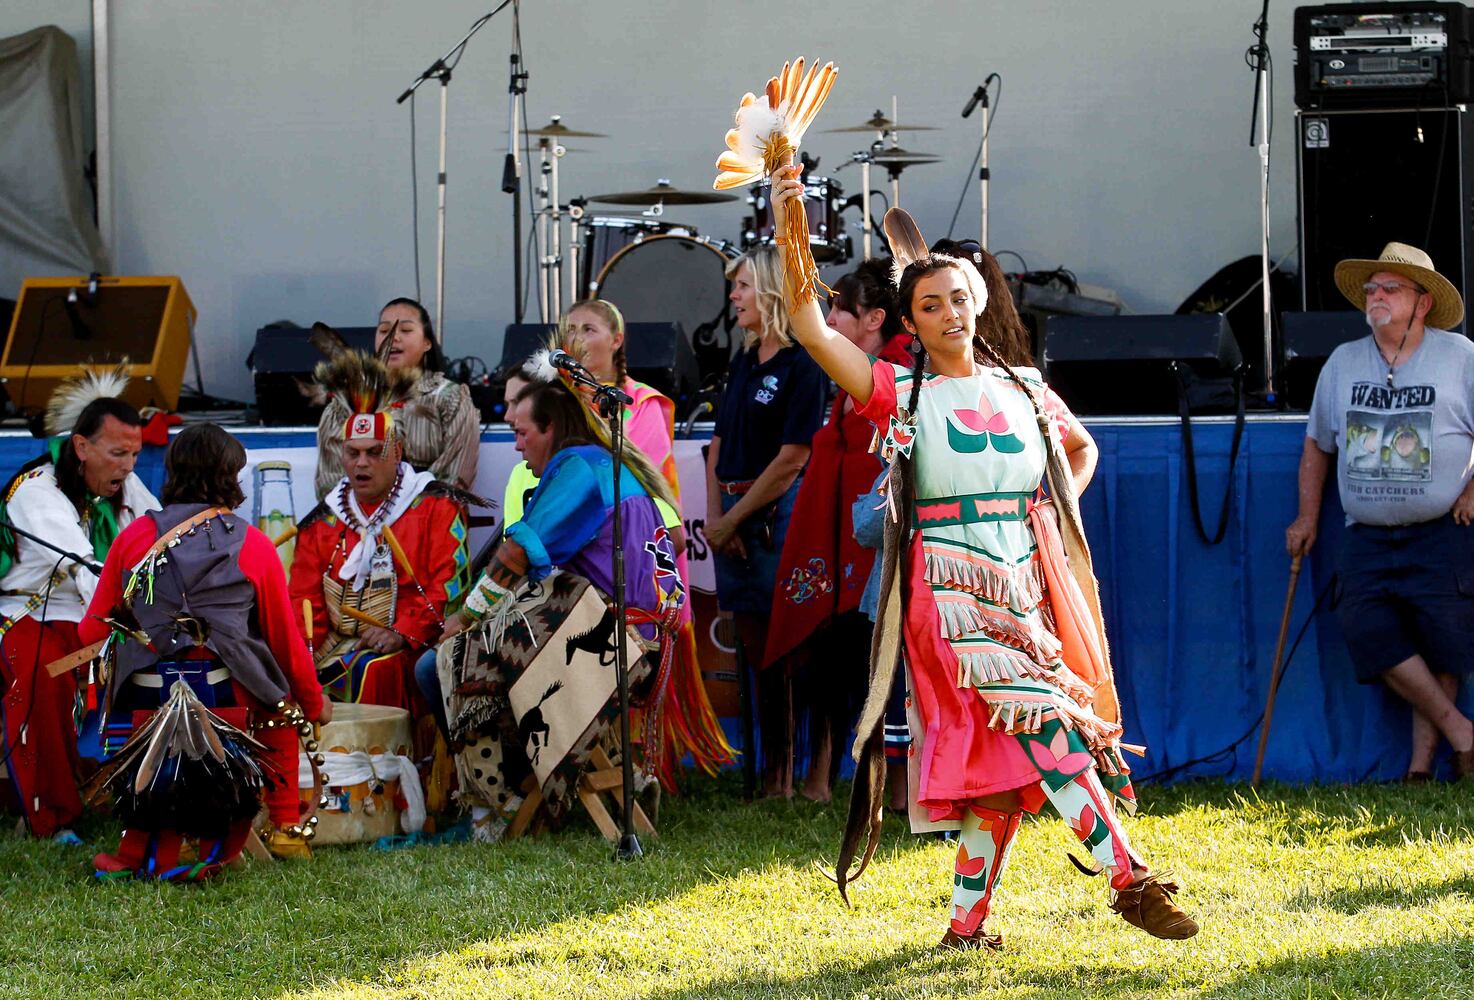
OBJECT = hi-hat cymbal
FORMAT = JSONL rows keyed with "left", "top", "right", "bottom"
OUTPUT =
{"left": 868, "top": 146, "right": 942, "bottom": 167}
{"left": 824, "top": 111, "right": 940, "bottom": 133}
{"left": 590, "top": 180, "right": 738, "bottom": 206}
{"left": 526, "top": 116, "right": 608, "bottom": 139}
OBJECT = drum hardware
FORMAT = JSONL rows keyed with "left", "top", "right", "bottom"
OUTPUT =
{"left": 579, "top": 217, "right": 696, "bottom": 294}
{"left": 590, "top": 233, "right": 738, "bottom": 388}
{"left": 822, "top": 110, "right": 941, "bottom": 133}
{"left": 524, "top": 119, "right": 608, "bottom": 138}
{"left": 961, "top": 74, "right": 999, "bottom": 249}
{"left": 589, "top": 180, "right": 740, "bottom": 206}
{"left": 742, "top": 175, "right": 851, "bottom": 264}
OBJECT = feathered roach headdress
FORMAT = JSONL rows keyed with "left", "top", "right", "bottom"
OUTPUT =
{"left": 714, "top": 57, "right": 838, "bottom": 309}
{"left": 309, "top": 323, "right": 420, "bottom": 444}
{"left": 44, "top": 362, "right": 132, "bottom": 436}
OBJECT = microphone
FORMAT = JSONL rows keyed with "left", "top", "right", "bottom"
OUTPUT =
{"left": 962, "top": 83, "right": 989, "bottom": 119}
{"left": 547, "top": 348, "right": 590, "bottom": 376}
{"left": 63, "top": 288, "right": 94, "bottom": 340}
{"left": 85, "top": 271, "right": 101, "bottom": 303}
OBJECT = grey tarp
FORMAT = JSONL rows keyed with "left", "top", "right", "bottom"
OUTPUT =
{"left": 0, "top": 25, "right": 106, "bottom": 298}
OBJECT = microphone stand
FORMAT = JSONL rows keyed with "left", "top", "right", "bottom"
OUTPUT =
{"left": 396, "top": 1, "right": 515, "bottom": 343}
{"left": 2, "top": 519, "right": 101, "bottom": 575}
{"left": 1248, "top": 0, "right": 1276, "bottom": 403}
{"left": 557, "top": 362, "right": 641, "bottom": 860}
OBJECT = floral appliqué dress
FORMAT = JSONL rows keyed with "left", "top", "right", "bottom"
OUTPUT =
{"left": 858, "top": 360, "right": 1136, "bottom": 821}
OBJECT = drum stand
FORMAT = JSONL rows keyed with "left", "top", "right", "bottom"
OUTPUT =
{"left": 535, "top": 136, "right": 567, "bottom": 322}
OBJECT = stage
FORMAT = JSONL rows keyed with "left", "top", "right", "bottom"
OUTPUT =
{"left": 3, "top": 413, "right": 1448, "bottom": 786}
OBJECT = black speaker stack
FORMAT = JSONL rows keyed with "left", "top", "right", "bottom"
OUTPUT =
{"left": 1295, "top": 3, "right": 1474, "bottom": 327}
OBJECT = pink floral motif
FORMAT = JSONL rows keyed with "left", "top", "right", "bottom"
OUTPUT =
{"left": 1070, "top": 803, "right": 1097, "bottom": 842}
{"left": 953, "top": 390, "right": 1012, "bottom": 435}
{"left": 1027, "top": 728, "right": 1093, "bottom": 776}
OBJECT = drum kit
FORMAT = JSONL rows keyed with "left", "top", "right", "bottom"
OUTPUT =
{"left": 523, "top": 106, "right": 947, "bottom": 355}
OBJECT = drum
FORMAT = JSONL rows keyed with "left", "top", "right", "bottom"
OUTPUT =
{"left": 744, "top": 175, "right": 851, "bottom": 264}
{"left": 593, "top": 234, "right": 737, "bottom": 385}
{"left": 580, "top": 216, "right": 697, "bottom": 295}
{"left": 298, "top": 702, "right": 413, "bottom": 845}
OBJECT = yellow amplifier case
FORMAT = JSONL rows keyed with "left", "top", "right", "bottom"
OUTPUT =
{"left": 1, "top": 275, "right": 195, "bottom": 412}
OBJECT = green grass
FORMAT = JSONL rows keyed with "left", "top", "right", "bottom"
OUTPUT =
{"left": 3, "top": 777, "right": 1473, "bottom": 999}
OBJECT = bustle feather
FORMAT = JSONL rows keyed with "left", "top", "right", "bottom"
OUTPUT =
{"left": 44, "top": 362, "right": 132, "bottom": 436}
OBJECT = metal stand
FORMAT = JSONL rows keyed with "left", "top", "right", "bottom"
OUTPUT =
{"left": 977, "top": 90, "right": 991, "bottom": 248}
{"left": 534, "top": 133, "right": 568, "bottom": 321}
{"left": 503, "top": 47, "right": 528, "bottom": 324}
{"left": 396, "top": 1, "right": 516, "bottom": 341}
{"left": 1249, "top": 0, "right": 1276, "bottom": 401}
{"left": 559, "top": 362, "right": 640, "bottom": 859}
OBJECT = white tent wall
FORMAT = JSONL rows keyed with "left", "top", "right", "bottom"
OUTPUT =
{"left": 0, "top": 2, "right": 93, "bottom": 141}
{"left": 94, "top": 2, "right": 1299, "bottom": 405}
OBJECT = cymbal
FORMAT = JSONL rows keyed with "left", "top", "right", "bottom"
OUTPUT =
{"left": 868, "top": 146, "right": 942, "bottom": 167}
{"left": 590, "top": 180, "right": 738, "bottom": 206}
{"left": 824, "top": 111, "right": 940, "bottom": 133}
{"left": 526, "top": 117, "right": 608, "bottom": 139}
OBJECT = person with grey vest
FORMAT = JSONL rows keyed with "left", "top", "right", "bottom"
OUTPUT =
{"left": 80, "top": 424, "right": 329, "bottom": 880}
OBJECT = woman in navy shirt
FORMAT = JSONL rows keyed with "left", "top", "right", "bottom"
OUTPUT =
{"left": 705, "top": 247, "right": 828, "bottom": 797}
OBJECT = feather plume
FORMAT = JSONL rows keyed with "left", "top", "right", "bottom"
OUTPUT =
{"left": 44, "top": 362, "right": 132, "bottom": 436}
{"left": 713, "top": 57, "right": 838, "bottom": 190}
{"left": 309, "top": 322, "right": 353, "bottom": 361}
{"left": 524, "top": 348, "right": 560, "bottom": 384}
{"left": 883, "top": 209, "right": 931, "bottom": 276}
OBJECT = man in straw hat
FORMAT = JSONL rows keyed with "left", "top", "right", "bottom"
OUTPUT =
{"left": 0, "top": 367, "right": 159, "bottom": 841}
{"left": 1287, "top": 242, "right": 1474, "bottom": 782}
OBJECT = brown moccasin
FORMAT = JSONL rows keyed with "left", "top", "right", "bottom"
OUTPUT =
{"left": 1110, "top": 872, "right": 1199, "bottom": 939}
{"left": 937, "top": 927, "right": 1005, "bottom": 952}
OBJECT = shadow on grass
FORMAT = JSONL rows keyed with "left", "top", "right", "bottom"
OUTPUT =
{"left": 1290, "top": 872, "right": 1474, "bottom": 916}
{"left": 1199, "top": 935, "right": 1474, "bottom": 999}
{"left": 0, "top": 775, "right": 938, "bottom": 1000}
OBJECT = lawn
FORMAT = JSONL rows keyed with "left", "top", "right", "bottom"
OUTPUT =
{"left": 2, "top": 777, "right": 1472, "bottom": 999}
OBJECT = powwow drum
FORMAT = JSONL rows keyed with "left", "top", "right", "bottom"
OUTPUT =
{"left": 298, "top": 702, "right": 413, "bottom": 845}
{"left": 592, "top": 233, "right": 737, "bottom": 388}
{"left": 437, "top": 569, "right": 650, "bottom": 826}
{"left": 744, "top": 175, "right": 851, "bottom": 264}
{"left": 580, "top": 216, "right": 696, "bottom": 294}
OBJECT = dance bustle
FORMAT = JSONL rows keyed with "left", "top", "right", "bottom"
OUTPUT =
{"left": 99, "top": 680, "right": 274, "bottom": 837}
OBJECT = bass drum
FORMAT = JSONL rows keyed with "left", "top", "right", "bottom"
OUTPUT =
{"left": 592, "top": 234, "right": 737, "bottom": 386}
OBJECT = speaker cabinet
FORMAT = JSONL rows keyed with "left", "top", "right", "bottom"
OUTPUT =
{"left": 1043, "top": 314, "right": 1241, "bottom": 415}
{"left": 1296, "top": 107, "right": 1474, "bottom": 326}
{"left": 1281, "top": 311, "right": 1370, "bottom": 410}
{"left": 249, "top": 325, "right": 376, "bottom": 426}
{"left": 0, "top": 276, "right": 195, "bottom": 412}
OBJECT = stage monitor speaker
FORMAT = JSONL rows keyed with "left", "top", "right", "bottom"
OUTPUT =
{"left": 249, "top": 324, "right": 376, "bottom": 426}
{"left": 1281, "top": 311, "right": 1370, "bottom": 410}
{"left": 500, "top": 321, "right": 700, "bottom": 407}
{"left": 1297, "top": 107, "right": 1473, "bottom": 326}
{"left": 1043, "top": 313, "right": 1242, "bottom": 416}
{"left": 0, "top": 276, "right": 194, "bottom": 412}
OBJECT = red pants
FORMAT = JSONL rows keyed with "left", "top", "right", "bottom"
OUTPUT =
{"left": 0, "top": 618, "right": 83, "bottom": 838}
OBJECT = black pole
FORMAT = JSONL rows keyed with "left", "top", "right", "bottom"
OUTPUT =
{"left": 2, "top": 519, "right": 100, "bottom": 574}
{"left": 503, "top": 48, "right": 527, "bottom": 323}
{"left": 603, "top": 389, "right": 641, "bottom": 860}
{"left": 735, "top": 630, "right": 757, "bottom": 801}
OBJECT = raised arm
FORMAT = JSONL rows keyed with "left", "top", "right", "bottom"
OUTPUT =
{"left": 771, "top": 164, "right": 877, "bottom": 405}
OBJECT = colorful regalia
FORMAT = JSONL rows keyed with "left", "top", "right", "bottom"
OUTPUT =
{"left": 79, "top": 504, "right": 325, "bottom": 879}
{"left": 0, "top": 370, "right": 159, "bottom": 839}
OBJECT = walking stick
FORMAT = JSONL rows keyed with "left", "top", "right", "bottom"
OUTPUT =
{"left": 1252, "top": 554, "right": 1303, "bottom": 787}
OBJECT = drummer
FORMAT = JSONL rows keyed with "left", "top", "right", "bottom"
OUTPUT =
{"left": 290, "top": 349, "right": 474, "bottom": 726}
{"left": 436, "top": 377, "right": 684, "bottom": 840}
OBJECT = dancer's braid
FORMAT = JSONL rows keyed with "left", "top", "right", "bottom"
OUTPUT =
{"left": 973, "top": 331, "right": 1054, "bottom": 446}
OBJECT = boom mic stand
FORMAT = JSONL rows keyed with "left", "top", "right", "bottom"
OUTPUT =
{"left": 557, "top": 363, "right": 642, "bottom": 860}
{"left": 2, "top": 519, "right": 101, "bottom": 575}
{"left": 396, "top": 1, "right": 516, "bottom": 343}
{"left": 1248, "top": 0, "right": 1277, "bottom": 403}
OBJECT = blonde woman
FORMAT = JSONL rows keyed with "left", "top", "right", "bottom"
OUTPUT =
{"left": 705, "top": 247, "right": 827, "bottom": 797}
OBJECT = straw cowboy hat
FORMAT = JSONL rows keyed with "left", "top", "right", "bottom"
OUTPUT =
{"left": 1334, "top": 242, "right": 1464, "bottom": 330}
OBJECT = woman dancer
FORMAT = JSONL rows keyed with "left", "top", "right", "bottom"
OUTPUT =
{"left": 315, "top": 297, "right": 481, "bottom": 498}
{"left": 771, "top": 168, "right": 1198, "bottom": 949}
{"left": 705, "top": 247, "right": 828, "bottom": 797}
{"left": 765, "top": 259, "right": 911, "bottom": 802}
